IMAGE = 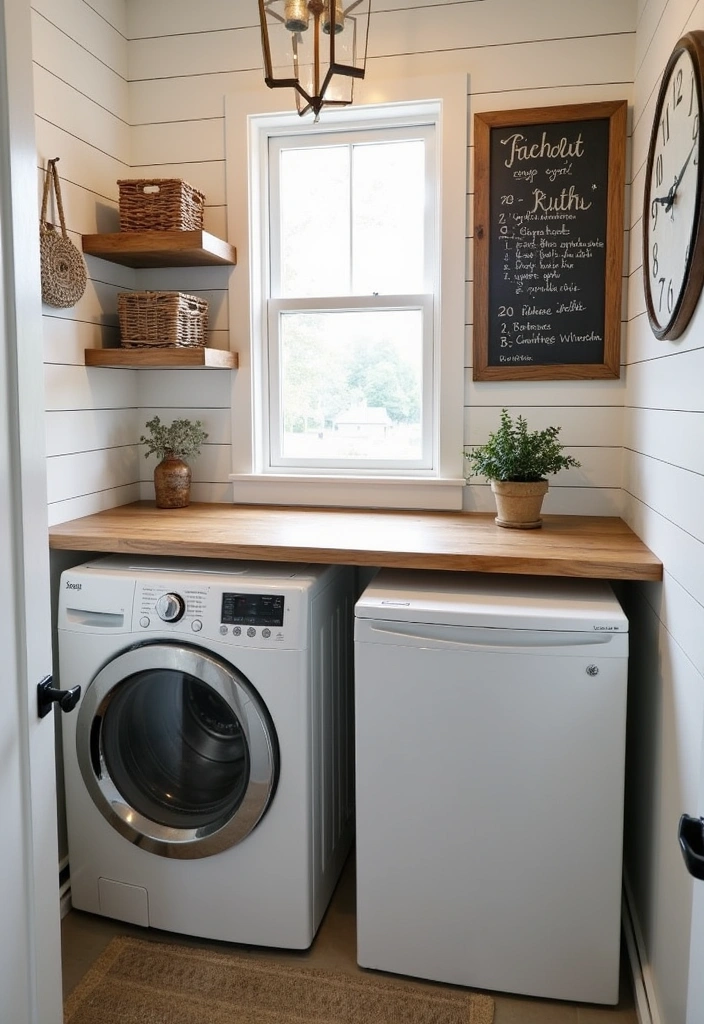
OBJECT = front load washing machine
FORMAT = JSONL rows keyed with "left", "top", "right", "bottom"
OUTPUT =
{"left": 57, "top": 555, "right": 355, "bottom": 948}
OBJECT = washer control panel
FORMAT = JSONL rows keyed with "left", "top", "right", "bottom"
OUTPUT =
{"left": 134, "top": 581, "right": 292, "bottom": 646}
{"left": 56, "top": 559, "right": 319, "bottom": 648}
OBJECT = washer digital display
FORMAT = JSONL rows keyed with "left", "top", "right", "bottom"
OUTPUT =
{"left": 221, "top": 593, "right": 285, "bottom": 627}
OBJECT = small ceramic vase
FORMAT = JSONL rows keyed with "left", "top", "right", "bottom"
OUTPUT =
{"left": 153, "top": 456, "right": 191, "bottom": 509}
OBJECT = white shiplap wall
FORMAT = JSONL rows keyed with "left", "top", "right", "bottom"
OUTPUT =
{"left": 34, "top": 2, "right": 638, "bottom": 521}
{"left": 32, "top": 0, "right": 140, "bottom": 525}
{"left": 124, "top": 0, "right": 636, "bottom": 513}
{"left": 33, "top": 0, "right": 236, "bottom": 519}
{"left": 621, "top": 2, "right": 704, "bottom": 1023}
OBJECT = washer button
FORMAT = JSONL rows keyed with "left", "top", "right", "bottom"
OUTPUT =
{"left": 140, "top": 616, "right": 150, "bottom": 628}
{"left": 233, "top": 626, "right": 242, "bottom": 637}
{"left": 219, "top": 625, "right": 228, "bottom": 635}
{"left": 247, "top": 626, "right": 256, "bottom": 638}
{"left": 262, "top": 628, "right": 271, "bottom": 639}
{"left": 191, "top": 620, "right": 203, "bottom": 632}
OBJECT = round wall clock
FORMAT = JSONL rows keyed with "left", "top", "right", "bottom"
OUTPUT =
{"left": 643, "top": 31, "right": 704, "bottom": 340}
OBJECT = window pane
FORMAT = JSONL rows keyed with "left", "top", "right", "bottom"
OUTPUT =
{"left": 279, "top": 309, "right": 423, "bottom": 462}
{"left": 279, "top": 146, "right": 350, "bottom": 296}
{"left": 352, "top": 140, "right": 425, "bottom": 294}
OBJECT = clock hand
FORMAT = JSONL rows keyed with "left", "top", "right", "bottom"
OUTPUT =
{"left": 658, "top": 140, "right": 699, "bottom": 211}
{"left": 673, "top": 142, "right": 696, "bottom": 190}
{"left": 652, "top": 180, "right": 679, "bottom": 208}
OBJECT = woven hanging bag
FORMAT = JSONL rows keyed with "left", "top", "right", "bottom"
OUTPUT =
{"left": 39, "top": 157, "right": 87, "bottom": 308}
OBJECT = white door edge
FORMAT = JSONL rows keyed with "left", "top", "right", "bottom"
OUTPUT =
{"left": 0, "top": 0, "right": 63, "bottom": 1020}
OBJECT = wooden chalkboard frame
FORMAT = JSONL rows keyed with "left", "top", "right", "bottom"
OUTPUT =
{"left": 473, "top": 100, "right": 627, "bottom": 381}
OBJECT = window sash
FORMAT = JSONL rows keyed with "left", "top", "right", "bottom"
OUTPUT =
{"left": 268, "top": 124, "right": 437, "bottom": 300}
{"left": 267, "top": 294, "right": 435, "bottom": 472}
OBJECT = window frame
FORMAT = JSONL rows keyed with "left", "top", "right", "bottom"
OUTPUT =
{"left": 225, "top": 73, "right": 468, "bottom": 510}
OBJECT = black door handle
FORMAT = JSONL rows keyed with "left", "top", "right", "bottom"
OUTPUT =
{"left": 678, "top": 814, "right": 704, "bottom": 880}
{"left": 37, "top": 675, "right": 81, "bottom": 719}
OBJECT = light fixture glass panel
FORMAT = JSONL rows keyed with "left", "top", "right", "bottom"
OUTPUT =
{"left": 259, "top": 0, "right": 371, "bottom": 117}
{"left": 279, "top": 145, "right": 350, "bottom": 297}
{"left": 278, "top": 309, "right": 423, "bottom": 461}
{"left": 352, "top": 140, "right": 426, "bottom": 295}
{"left": 292, "top": 7, "right": 357, "bottom": 110}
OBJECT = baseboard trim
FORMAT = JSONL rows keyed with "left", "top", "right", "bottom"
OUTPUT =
{"left": 622, "top": 873, "right": 662, "bottom": 1024}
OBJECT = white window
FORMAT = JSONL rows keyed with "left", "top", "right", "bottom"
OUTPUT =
{"left": 227, "top": 77, "right": 467, "bottom": 509}
{"left": 268, "top": 125, "right": 435, "bottom": 472}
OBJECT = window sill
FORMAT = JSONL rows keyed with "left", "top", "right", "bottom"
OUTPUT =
{"left": 228, "top": 474, "right": 466, "bottom": 511}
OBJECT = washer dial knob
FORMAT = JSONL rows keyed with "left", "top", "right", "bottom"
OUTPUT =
{"left": 155, "top": 592, "right": 186, "bottom": 623}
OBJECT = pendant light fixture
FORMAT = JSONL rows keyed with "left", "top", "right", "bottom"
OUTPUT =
{"left": 257, "top": 0, "right": 372, "bottom": 119}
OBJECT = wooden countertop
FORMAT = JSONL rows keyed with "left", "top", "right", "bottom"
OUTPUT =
{"left": 48, "top": 502, "right": 662, "bottom": 581}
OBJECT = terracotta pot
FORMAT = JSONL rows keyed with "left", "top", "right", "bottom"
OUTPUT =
{"left": 490, "top": 479, "right": 549, "bottom": 529}
{"left": 153, "top": 456, "right": 191, "bottom": 509}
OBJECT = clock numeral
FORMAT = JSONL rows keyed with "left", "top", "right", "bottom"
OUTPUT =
{"left": 694, "top": 114, "right": 700, "bottom": 165}
{"left": 689, "top": 72, "right": 696, "bottom": 116}
{"left": 673, "top": 68, "right": 683, "bottom": 108}
{"left": 660, "top": 105, "right": 670, "bottom": 146}
{"left": 656, "top": 152, "right": 664, "bottom": 187}
{"left": 651, "top": 197, "right": 659, "bottom": 228}
{"left": 657, "top": 277, "right": 674, "bottom": 314}
{"left": 652, "top": 242, "right": 659, "bottom": 278}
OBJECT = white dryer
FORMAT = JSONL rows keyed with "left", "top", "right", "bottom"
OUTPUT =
{"left": 355, "top": 570, "right": 629, "bottom": 1004}
{"left": 57, "top": 556, "right": 355, "bottom": 948}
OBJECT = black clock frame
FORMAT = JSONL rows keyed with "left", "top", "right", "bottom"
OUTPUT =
{"left": 643, "top": 31, "right": 704, "bottom": 341}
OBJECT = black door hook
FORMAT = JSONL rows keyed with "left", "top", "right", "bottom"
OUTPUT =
{"left": 37, "top": 674, "right": 81, "bottom": 718}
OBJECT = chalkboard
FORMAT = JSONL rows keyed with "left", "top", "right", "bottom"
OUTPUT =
{"left": 473, "top": 101, "right": 627, "bottom": 381}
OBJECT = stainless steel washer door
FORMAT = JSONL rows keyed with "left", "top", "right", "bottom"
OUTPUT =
{"left": 76, "top": 643, "right": 278, "bottom": 858}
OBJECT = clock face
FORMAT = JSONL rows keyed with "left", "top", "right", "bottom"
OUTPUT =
{"left": 644, "top": 35, "right": 704, "bottom": 339}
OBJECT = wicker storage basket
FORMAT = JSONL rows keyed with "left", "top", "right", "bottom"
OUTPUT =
{"left": 117, "top": 178, "right": 205, "bottom": 231}
{"left": 118, "top": 291, "right": 209, "bottom": 348}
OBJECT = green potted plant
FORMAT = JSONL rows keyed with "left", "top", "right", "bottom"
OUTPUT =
{"left": 140, "top": 415, "right": 208, "bottom": 509}
{"left": 464, "top": 409, "right": 580, "bottom": 529}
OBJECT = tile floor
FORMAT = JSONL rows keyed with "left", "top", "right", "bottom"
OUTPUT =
{"left": 61, "top": 853, "right": 638, "bottom": 1024}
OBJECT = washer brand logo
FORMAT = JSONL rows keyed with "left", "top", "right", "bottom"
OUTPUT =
{"left": 593, "top": 625, "right": 617, "bottom": 631}
{"left": 65, "top": 581, "right": 82, "bottom": 591}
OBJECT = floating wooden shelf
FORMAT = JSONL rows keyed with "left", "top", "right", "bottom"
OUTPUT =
{"left": 81, "top": 230, "right": 237, "bottom": 268}
{"left": 85, "top": 348, "right": 238, "bottom": 369}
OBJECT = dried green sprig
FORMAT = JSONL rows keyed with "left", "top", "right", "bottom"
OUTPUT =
{"left": 140, "top": 416, "right": 208, "bottom": 462}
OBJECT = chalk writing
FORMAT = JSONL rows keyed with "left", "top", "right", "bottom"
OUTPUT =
{"left": 487, "top": 117, "right": 610, "bottom": 366}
